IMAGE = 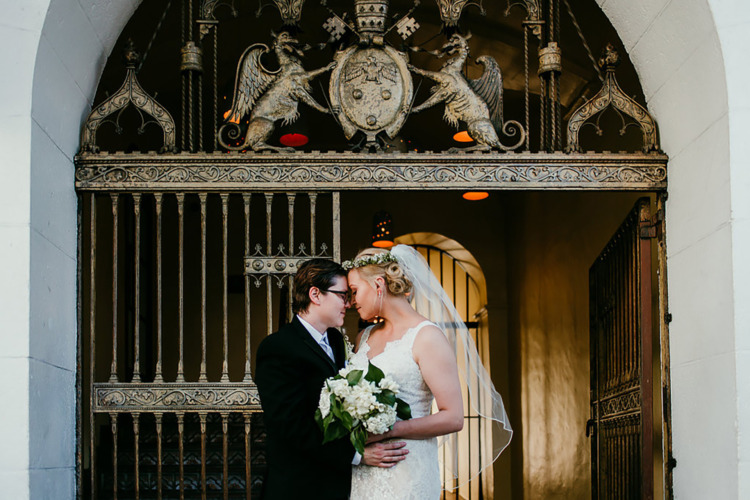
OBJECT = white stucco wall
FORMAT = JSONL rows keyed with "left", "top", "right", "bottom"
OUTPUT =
{"left": 597, "top": 0, "right": 750, "bottom": 497}
{"left": 0, "top": 1, "right": 138, "bottom": 498}
{"left": 0, "top": 0, "right": 747, "bottom": 498}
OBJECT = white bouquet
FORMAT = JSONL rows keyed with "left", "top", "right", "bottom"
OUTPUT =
{"left": 315, "top": 361, "right": 411, "bottom": 454}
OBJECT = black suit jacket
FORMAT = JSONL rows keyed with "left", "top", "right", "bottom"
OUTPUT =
{"left": 255, "top": 316, "right": 355, "bottom": 500}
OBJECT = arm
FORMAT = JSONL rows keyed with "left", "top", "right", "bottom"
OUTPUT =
{"left": 380, "top": 326, "right": 464, "bottom": 440}
{"left": 255, "top": 338, "right": 346, "bottom": 458}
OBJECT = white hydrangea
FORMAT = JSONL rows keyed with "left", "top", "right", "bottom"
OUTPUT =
{"left": 378, "top": 376, "right": 399, "bottom": 393}
{"left": 318, "top": 388, "right": 331, "bottom": 418}
{"left": 364, "top": 405, "right": 397, "bottom": 435}
{"left": 327, "top": 378, "right": 350, "bottom": 398}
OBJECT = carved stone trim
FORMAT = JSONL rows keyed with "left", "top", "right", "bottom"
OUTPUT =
{"left": 80, "top": 43, "right": 176, "bottom": 154}
{"left": 75, "top": 152, "right": 667, "bottom": 191}
{"left": 567, "top": 45, "right": 660, "bottom": 154}
{"left": 93, "top": 382, "right": 261, "bottom": 413}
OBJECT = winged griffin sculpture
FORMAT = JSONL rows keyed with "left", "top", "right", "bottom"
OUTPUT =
{"left": 409, "top": 34, "right": 525, "bottom": 152}
{"left": 219, "top": 32, "right": 334, "bottom": 152}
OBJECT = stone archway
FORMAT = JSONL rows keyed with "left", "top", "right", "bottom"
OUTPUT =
{"left": 0, "top": 0, "right": 747, "bottom": 498}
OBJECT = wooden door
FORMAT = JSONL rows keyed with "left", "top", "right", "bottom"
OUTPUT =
{"left": 588, "top": 198, "right": 655, "bottom": 500}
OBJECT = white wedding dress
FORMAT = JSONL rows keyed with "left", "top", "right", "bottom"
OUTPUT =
{"left": 350, "top": 321, "right": 441, "bottom": 500}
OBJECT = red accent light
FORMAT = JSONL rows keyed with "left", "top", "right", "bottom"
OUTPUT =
{"left": 462, "top": 191, "right": 489, "bottom": 201}
{"left": 280, "top": 133, "right": 309, "bottom": 147}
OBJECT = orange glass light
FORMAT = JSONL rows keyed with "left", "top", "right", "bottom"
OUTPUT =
{"left": 279, "top": 133, "right": 309, "bottom": 147}
{"left": 372, "top": 239, "right": 394, "bottom": 248}
{"left": 453, "top": 131, "right": 473, "bottom": 143}
{"left": 462, "top": 191, "right": 489, "bottom": 201}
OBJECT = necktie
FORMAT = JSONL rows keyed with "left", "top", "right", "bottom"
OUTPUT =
{"left": 319, "top": 334, "right": 335, "bottom": 361}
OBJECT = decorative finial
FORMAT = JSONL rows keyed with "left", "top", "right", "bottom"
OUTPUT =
{"left": 122, "top": 39, "right": 140, "bottom": 68}
{"left": 598, "top": 43, "right": 620, "bottom": 70}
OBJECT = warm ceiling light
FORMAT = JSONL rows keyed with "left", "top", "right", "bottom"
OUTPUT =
{"left": 463, "top": 191, "right": 489, "bottom": 201}
{"left": 372, "top": 210, "right": 394, "bottom": 248}
{"left": 453, "top": 131, "right": 473, "bottom": 143}
{"left": 279, "top": 133, "right": 309, "bottom": 147}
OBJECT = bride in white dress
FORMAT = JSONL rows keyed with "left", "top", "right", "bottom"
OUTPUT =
{"left": 343, "top": 246, "right": 512, "bottom": 500}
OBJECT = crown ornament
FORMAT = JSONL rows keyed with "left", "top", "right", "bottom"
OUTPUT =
{"left": 355, "top": 0, "right": 389, "bottom": 37}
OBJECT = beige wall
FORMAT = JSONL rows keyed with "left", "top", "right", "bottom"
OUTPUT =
{"left": 505, "top": 191, "right": 644, "bottom": 499}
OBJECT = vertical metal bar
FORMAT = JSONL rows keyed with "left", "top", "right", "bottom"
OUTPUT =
{"left": 243, "top": 194, "right": 252, "bottom": 381}
{"left": 287, "top": 193, "right": 296, "bottom": 320}
{"left": 198, "top": 78, "right": 204, "bottom": 151}
{"left": 200, "top": 413, "right": 207, "bottom": 500}
{"left": 89, "top": 193, "right": 97, "bottom": 500}
{"left": 177, "top": 193, "right": 186, "bottom": 382}
{"left": 156, "top": 413, "right": 163, "bottom": 500}
{"left": 287, "top": 193, "right": 296, "bottom": 254}
{"left": 134, "top": 413, "right": 141, "bottom": 500}
{"left": 333, "top": 192, "right": 341, "bottom": 262}
{"left": 110, "top": 193, "right": 120, "bottom": 382}
{"left": 523, "top": 26, "right": 530, "bottom": 151}
{"left": 221, "top": 194, "right": 230, "bottom": 381}
{"left": 244, "top": 414, "right": 252, "bottom": 500}
{"left": 180, "top": 0, "right": 186, "bottom": 152}
{"left": 639, "top": 201, "right": 654, "bottom": 500}
{"left": 178, "top": 412, "right": 185, "bottom": 500}
{"left": 222, "top": 413, "right": 229, "bottom": 500}
{"left": 199, "top": 193, "right": 208, "bottom": 381}
{"left": 155, "top": 193, "right": 164, "bottom": 382}
{"left": 111, "top": 413, "right": 118, "bottom": 500}
{"left": 309, "top": 193, "right": 317, "bottom": 255}
{"left": 133, "top": 194, "right": 142, "bottom": 382}
{"left": 214, "top": 29, "right": 219, "bottom": 150}
{"left": 265, "top": 193, "right": 274, "bottom": 336}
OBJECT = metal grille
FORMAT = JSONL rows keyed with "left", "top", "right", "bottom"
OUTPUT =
{"left": 588, "top": 198, "right": 654, "bottom": 500}
{"left": 81, "top": 190, "right": 340, "bottom": 499}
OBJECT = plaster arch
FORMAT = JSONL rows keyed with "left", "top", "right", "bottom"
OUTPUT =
{"left": 0, "top": 0, "right": 746, "bottom": 498}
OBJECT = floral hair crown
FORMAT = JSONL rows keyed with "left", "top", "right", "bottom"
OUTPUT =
{"left": 342, "top": 252, "right": 398, "bottom": 271}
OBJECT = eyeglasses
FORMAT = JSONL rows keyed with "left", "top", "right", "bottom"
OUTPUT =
{"left": 322, "top": 289, "right": 352, "bottom": 303}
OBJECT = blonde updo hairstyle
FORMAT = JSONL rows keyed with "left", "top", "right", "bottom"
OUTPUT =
{"left": 351, "top": 248, "right": 413, "bottom": 297}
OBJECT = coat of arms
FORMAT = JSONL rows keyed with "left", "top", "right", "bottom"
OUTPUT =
{"left": 220, "top": 0, "right": 523, "bottom": 152}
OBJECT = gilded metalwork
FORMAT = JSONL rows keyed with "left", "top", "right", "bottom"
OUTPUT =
{"left": 80, "top": 42, "right": 176, "bottom": 153}
{"left": 74, "top": 152, "right": 667, "bottom": 191}
{"left": 435, "top": 0, "right": 485, "bottom": 27}
{"left": 600, "top": 389, "right": 641, "bottom": 419}
{"left": 329, "top": 45, "right": 413, "bottom": 146}
{"left": 567, "top": 44, "right": 660, "bottom": 153}
{"left": 180, "top": 41, "right": 203, "bottom": 72}
{"left": 219, "top": 32, "right": 333, "bottom": 152}
{"left": 93, "top": 383, "right": 261, "bottom": 412}
{"left": 410, "top": 34, "right": 525, "bottom": 151}
{"left": 271, "top": 0, "right": 306, "bottom": 25}
{"left": 538, "top": 42, "right": 562, "bottom": 75}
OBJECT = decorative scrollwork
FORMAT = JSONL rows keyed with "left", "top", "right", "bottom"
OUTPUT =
{"left": 435, "top": 0, "right": 485, "bottom": 27}
{"left": 80, "top": 41, "right": 176, "bottom": 154}
{"left": 567, "top": 44, "right": 660, "bottom": 154}
{"left": 245, "top": 245, "right": 331, "bottom": 277}
{"left": 270, "top": 0, "right": 306, "bottom": 25}
{"left": 600, "top": 389, "right": 641, "bottom": 420}
{"left": 94, "top": 382, "right": 262, "bottom": 412}
{"left": 74, "top": 152, "right": 667, "bottom": 190}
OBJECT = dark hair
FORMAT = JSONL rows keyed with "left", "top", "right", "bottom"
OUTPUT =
{"left": 293, "top": 259, "right": 347, "bottom": 314}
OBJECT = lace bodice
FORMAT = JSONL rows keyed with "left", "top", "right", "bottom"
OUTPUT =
{"left": 350, "top": 321, "right": 441, "bottom": 500}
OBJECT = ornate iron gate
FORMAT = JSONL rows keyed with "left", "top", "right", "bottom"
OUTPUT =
{"left": 74, "top": 0, "right": 674, "bottom": 498}
{"left": 82, "top": 190, "right": 340, "bottom": 499}
{"left": 588, "top": 198, "right": 655, "bottom": 499}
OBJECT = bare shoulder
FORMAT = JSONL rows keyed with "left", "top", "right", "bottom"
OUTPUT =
{"left": 413, "top": 324, "right": 451, "bottom": 354}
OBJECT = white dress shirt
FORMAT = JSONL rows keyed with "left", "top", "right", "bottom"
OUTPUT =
{"left": 296, "top": 315, "right": 362, "bottom": 465}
